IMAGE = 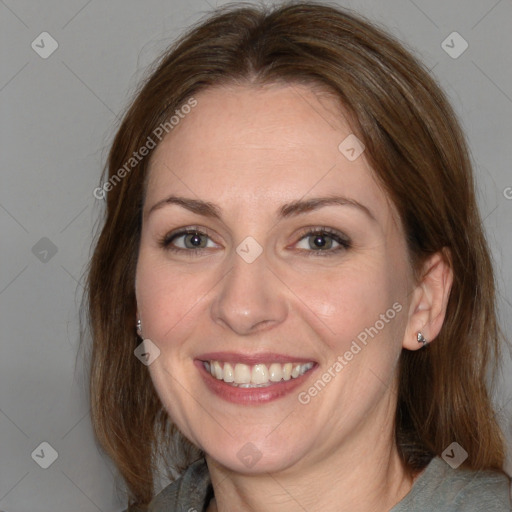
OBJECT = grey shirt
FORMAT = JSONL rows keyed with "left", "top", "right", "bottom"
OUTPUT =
{"left": 146, "top": 456, "right": 512, "bottom": 511}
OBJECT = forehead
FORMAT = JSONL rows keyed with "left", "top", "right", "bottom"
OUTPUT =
{"left": 145, "top": 83, "right": 391, "bottom": 222}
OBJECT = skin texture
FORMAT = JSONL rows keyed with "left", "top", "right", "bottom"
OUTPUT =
{"left": 135, "top": 83, "right": 453, "bottom": 512}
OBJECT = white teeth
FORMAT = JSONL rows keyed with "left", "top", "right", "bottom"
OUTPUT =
{"left": 269, "top": 363, "right": 282, "bottom": 382}
{"left": 223, "top": 362, "right": 234, "bottom": 382}
{"left": 291, "top": 364, "right": 301, "bottom": 378}
{"left": 282, "top": 363, "right": 292, "bottom": 381}
{"left": 252, "top": 364, "right": 269, "bottom": 384}
{"left": 234, "top": 363, "right": 251, "bottom": 384}
{"left": 238, "top": 382, "right": 272, "bottom": 388}
{"left": 204, "top": 360, "right": 314, "bottom": 387}
{"left": 213, "top": 361, "right": 223, "bottom": 380}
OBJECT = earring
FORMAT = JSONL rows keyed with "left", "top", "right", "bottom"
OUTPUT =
{"left": 417, "top": 332, "right": 428, "bottom": 348}
{"left": 136, "top": 319, "right": 142, "bottom": 334}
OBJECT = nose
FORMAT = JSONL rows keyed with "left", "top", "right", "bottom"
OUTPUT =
{"left": 210, "top": 248, "right": 288, "bottom": 336}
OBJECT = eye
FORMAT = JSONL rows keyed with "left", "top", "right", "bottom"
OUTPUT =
{"left": 294, "top": 227, "right": 351, "bottom": 256}
{"left": 158, "top": 226, "right": 350, "bottom": 256}
{"left": 159, "top": 227, "right": 219, "bottom": 253}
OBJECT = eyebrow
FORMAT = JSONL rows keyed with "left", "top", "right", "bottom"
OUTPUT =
{"left": 146, "top": 195, "right": 376, "bottom": 221}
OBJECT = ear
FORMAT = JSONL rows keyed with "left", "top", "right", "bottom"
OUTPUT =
{"left": 403, "top": 249, "right": 453, "bottom": 351}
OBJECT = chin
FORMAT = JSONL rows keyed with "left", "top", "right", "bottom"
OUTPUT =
{"left": 203, "top": 432, "right": 314, "bottom": 475}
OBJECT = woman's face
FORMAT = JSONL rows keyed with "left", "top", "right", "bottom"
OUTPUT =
{"left": 135, "top": 83, "right": 416, "bottom": 474}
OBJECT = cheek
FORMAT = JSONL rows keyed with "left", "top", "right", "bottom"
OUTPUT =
{"left": 290, "top": 259, "right": 401, "bottom": 349}
{"left": 135, "top": 252, "right": 211, "bottom": 348}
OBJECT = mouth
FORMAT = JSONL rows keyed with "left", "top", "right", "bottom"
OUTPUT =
{"left": 203, "top": 360, "right": 315, "bottom": 388}
{"left": 195, "top": 352, "right": 317, "bottom": 404}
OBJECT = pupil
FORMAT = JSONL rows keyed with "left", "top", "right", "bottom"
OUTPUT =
{"left": 313, "top": 235, "right": 327, "bottom": 248}
{"left": 188, "top": 233, "right": 202, "bottom": 247}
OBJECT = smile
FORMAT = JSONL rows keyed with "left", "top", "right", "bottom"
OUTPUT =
{"left": 203, "top": 361, "right": 315, "bottom": 387}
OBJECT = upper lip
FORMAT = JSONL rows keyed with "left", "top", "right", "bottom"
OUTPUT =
{"left": 196, "top": 351, "right": 317, "bottom": 365}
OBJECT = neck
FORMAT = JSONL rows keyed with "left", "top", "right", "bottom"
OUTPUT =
{"left": 206, "top": 413, "right": 414, "bottom": 512}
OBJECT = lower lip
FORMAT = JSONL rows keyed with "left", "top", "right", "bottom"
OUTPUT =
{"left": 195, "top": 361, "right": 317, "bottom": 405}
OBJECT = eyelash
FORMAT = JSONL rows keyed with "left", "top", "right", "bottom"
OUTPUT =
{"left": 158, "top": 226, "right": 351, "bottom": 257}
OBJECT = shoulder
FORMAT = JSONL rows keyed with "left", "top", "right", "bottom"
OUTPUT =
{"left": 392, "top": 457, "right": 512, "bottom": 512}
{"left": 147, "top": 458, "right": 212, "bottom": 512}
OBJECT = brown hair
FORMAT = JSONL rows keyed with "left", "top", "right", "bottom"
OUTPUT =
{"left": 85, "top": 1, "right": 508, "bottom": 506}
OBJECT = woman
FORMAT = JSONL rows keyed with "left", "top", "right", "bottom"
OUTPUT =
{"left": 86, "top": 2, "right": 512, "bottom": 510}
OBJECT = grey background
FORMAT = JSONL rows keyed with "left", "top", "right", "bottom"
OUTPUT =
{"left": 1, "top": 0, "right": 511, "bottom": 510}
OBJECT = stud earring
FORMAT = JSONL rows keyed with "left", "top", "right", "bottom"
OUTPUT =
{"left": 417, "top": 332, "right": 428, "bottom": 348}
